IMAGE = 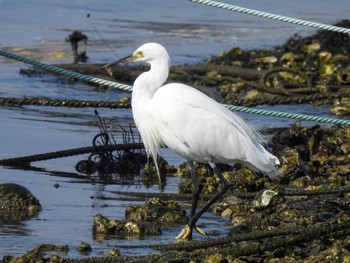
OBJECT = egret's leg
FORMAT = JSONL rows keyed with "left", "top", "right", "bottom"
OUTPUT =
{"left": 188, "top": 162, "right": 229, "bottom": 232}
{"left": 176, "top": 162, "right": 229, "bottom": 240}
{"left": 175, "top": 161, "right": 201, "bottom": 240}
{"left": 189, "top": 161, "right": 200, "bottom": 218}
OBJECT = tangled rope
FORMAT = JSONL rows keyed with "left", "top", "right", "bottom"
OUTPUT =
{"left": 189, "top": 0, "right": 350, "bottom": 34}
{"left": 260, "top": 67, "right": 312, "bottom": 95}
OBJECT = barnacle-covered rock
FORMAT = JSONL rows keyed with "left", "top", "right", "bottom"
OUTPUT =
{"left": 125, "top": 197, "right": 187, "bottom": 225}
{"left": 34, "top": 244, "right": 69, "bottom": 253}
{"left": 212, "top": 194, "right": 249, "bottom": 217}
{"left": 254, "top": 55, "right": 278, "bottom": 64}
{"left": 270, "top": 125, "right": 350, "bottom": 183}
{"left": 228, "top": 168, "right": 267, "bottom": 192}
{"left": 317, "top": 51, "right": 334, "bottom": 75}
{"left": 92, "top": 213, "right": 161, "bottom": 240}
{"left": 202, "top": 253, "right": 226, "bottom": 263}
{"left": 253, "top": 189, "right": 281, "bottom": 208}
{"left": 302, "top": 40, "right": 321, "bottom": 54}
{"left": 177, "top": 162, "right": 222, "bottom": 195}
{"left": 2, "top": 244, "right": 69, "bottom": 263}
{"left": 77, "top": 242, "right": 92, "bottom": 254}
{"left": 0, "top": 183, "right": 42, "bottom": 222}
{"left": 206, "top": 20, "right": 350, "bottom": 106}
{"left": 278, "top": 148, "right": 306, "bottom": 179}
{"left": 330, "top": 97, "right": 350, "bottom": 116}
{"left": 109, "top": 248, "right": 121, "bottom": 257}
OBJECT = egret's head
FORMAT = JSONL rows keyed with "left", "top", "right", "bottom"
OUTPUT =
{"left": 102, "top": 42, "right": 170, "bottom": 69}
{"left": 134, "top": 43, "right": 170, "bottom": 63}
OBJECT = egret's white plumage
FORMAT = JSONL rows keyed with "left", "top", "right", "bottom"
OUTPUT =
{"left": 152, "top": 83, "right": 279, "bottom": 175}
{"left": 129, "top": 43, "right": 279, "bottom": 178}
{"left": 105, "top": 42, "right": 280, "bottom": 239}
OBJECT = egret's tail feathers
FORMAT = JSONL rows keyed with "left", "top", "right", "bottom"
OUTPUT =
{"left": 247, "top": 163, "right": 281, "bottom": 180}
{"left": 266, "top": 155, "right": 281, "bottom": 179}
{"left": 147, "top": 150, "right": 164, "bottom": 188}
{"left": 261, "top": 156, "right": 281, "bottom": 180}
{"left": 246, "top": 162, "right": 281, "bottom": 180}
{"left": 263, "top": 155, "right": 281, "bottom": 180}
{"left": 153, "top": 159, "right": 163, "bottom": 187}
{"left": 266, "top": 168, "right": 282, "bottom": 180}
{"left": 243, "top": 148, "right": 281, "bottom": 180}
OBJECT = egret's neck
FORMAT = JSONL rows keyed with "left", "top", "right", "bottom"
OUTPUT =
{"left": 133, "top": 58, "right": 169, "bottom": 99}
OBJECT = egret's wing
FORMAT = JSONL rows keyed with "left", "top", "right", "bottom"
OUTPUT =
{"left": 154, "top": 83, "right": 263, "bottom": 142}
{"left": 152, "top": 83, "right": 279, "bottom": 176}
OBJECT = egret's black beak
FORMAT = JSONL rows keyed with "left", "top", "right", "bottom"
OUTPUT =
{"left": 101, "top": 54, "right": 134, "bottom": 70}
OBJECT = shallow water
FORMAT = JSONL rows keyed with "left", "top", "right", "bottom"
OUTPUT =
{"left": 0, "top": 0, "right": 349, "bottom": 259}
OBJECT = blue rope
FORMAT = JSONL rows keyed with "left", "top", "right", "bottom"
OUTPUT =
{"left": 1, "top": 49, "right": 350, "bottom": 126}
{"left": 189, "top": 0, "right": 350, "bottom": 34}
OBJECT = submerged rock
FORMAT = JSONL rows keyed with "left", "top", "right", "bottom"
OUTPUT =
{"left": 77, "top": 241, "right": 92, "bottom": 254}
{"left": 0, "top": 183, "right": 42, "bottom": 222}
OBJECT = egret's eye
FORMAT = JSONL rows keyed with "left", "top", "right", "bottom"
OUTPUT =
{"left": 133, "top": 51, "right": 143, "bottom": 60}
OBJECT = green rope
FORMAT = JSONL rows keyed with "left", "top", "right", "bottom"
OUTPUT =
{"left": 225, "top": 105, "right": 350, "bottom": 126}
{"left": 1, "top": 49, "right": 350, "bottom": 126}
{"left": 189, "top": 0, "right": 350, "bottom": 34}
{"left": 0, "top": 50, "right": 132, "bottom": 92}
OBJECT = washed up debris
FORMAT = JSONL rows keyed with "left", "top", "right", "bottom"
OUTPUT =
{"left": 65, "top": 31, "right": 88, "bottom": 63}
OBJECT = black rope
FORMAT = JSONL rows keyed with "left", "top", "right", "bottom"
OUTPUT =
{"left": 0, "top": 143, "right": 144, "bottom": 166}
{"left": 0, "top": 97, "right": 131, "bottom": 109}
{"left": 36, "top": 221, "right": 350, "bottom": 262}
{"left": 260, "top": 67, "right": 312, "bottom": 95}
{"left": 229, "top": 91, "right": 350, "bottom": 106}
{"left": 0, "top": 91, "right": 348, "bottom": 109}
{"left": 152, "top": 220, "right": 350, "bottom": 252}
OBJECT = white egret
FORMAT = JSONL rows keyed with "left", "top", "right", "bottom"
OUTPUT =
{"left": 103, "top": 42, "right": 280, "bottom": 240}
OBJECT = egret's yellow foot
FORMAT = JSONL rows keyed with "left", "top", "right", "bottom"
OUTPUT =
{"left": 175, "top": 225, "right": 191, "bottom": 240}
{"left": 175, "top": 225, "right": 207, "bottom": 240}
{"left": 194, "top": 225, "right": 207, "bottom": 237}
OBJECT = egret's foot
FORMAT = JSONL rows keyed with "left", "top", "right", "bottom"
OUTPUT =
{"left": 175, "top": 225, "right": 191, "bottom": 240}
{"left": 174, "top": 225, "right": 207, "bottom": 240}
{"left": 194, "top": 225, "right": 207, "bottom": 237}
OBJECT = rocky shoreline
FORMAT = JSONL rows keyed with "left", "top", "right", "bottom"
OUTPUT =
{"left": 2, "top": 20, "right": 350, "bottom": 263}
